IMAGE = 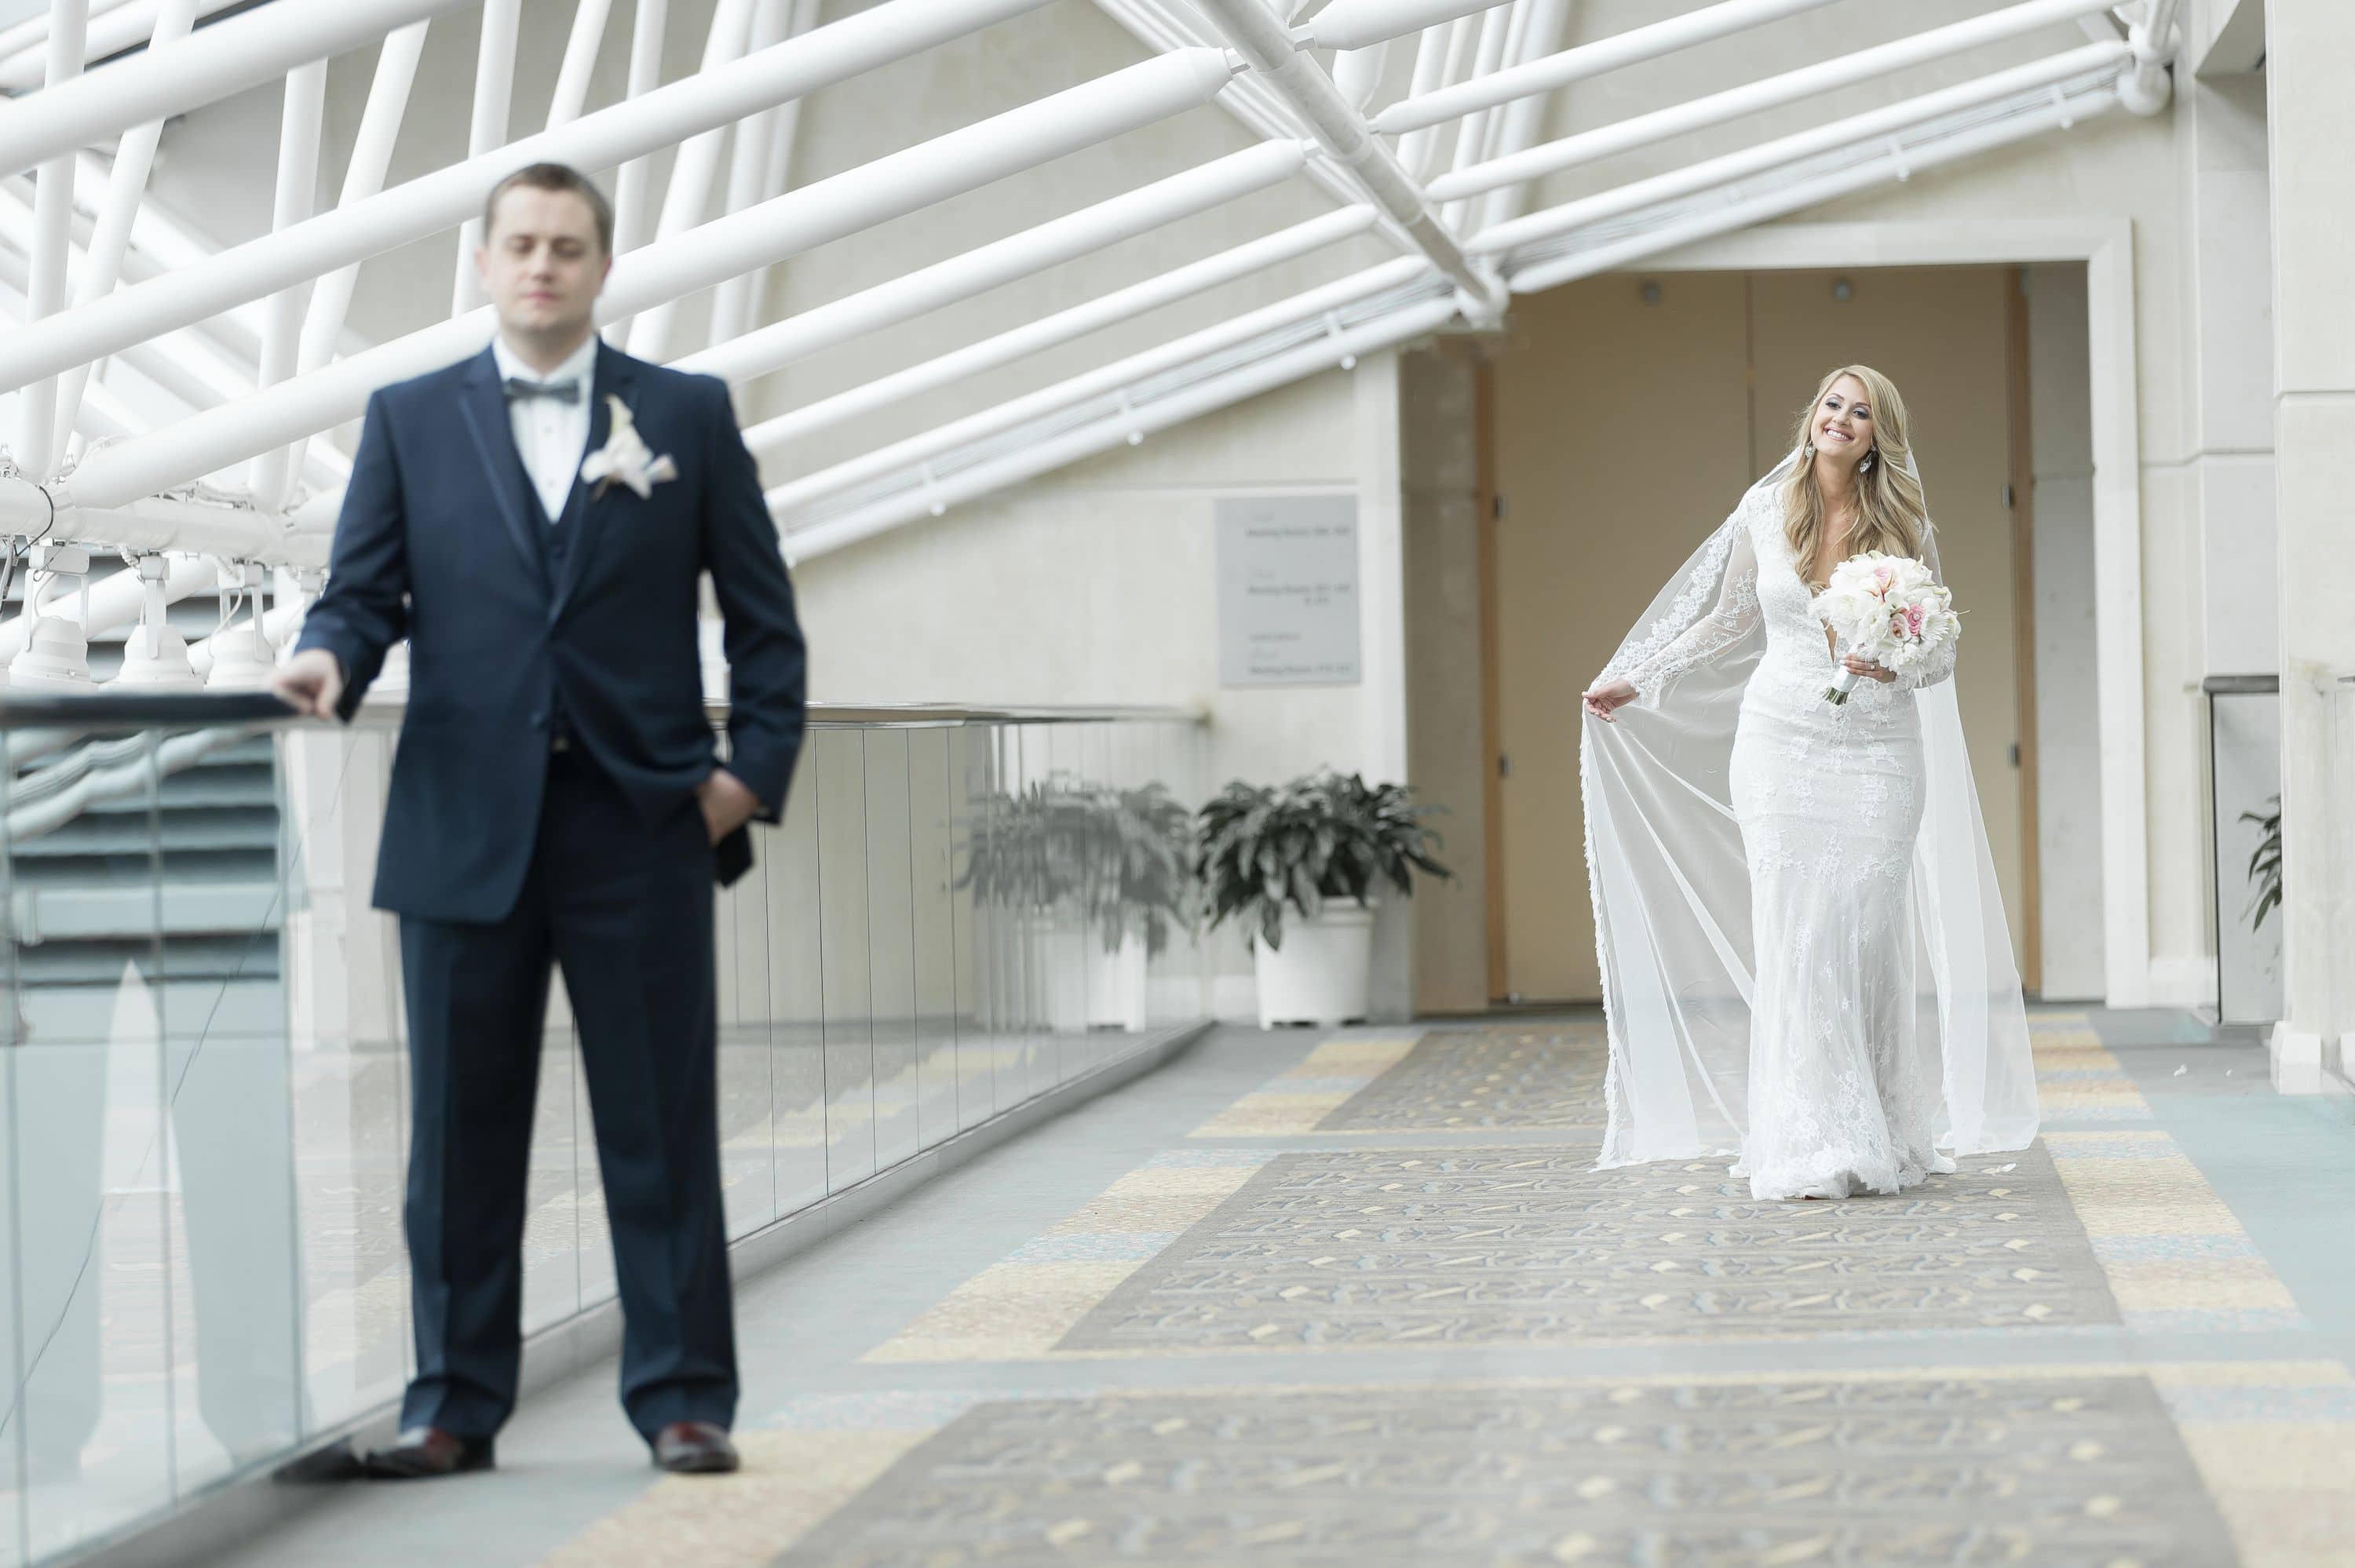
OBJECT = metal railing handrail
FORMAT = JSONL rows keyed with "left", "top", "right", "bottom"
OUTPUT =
{"left": 0, "top": 688, "right": 1207, "bottom": 732}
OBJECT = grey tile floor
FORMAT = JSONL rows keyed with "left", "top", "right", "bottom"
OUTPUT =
{"left": 197, "top": 1010, "right": 2355, "bottom": 1566}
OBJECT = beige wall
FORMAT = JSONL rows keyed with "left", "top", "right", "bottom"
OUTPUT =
{"left": 1477, "top": 267, "right": 2022, "bottom": 1004}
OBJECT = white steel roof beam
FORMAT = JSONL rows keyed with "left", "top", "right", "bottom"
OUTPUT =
{"left": 0, "top": 0, "right": 475, "bottom": 181}
{"left": 1306, "top": 0, "right": 1514, "bottom": 52}
{"left": 1191, "top": 0, "right": 1502, "bottom": 323}
{"left": 680, "top": 140, "right": 1308, "bottom": 388}
{"left": 49, "top": 0, "right": 199, "bottom": 472}
{"left": 1371, "top": 0, "right": 1842, "bottom": 132}
{"left": 57, "top": 48, "right": 1247, "bottom": 513}
{"left": 787, "top": 295, "right": 1460, "bottom": 561}
{"left": 1473, "top": 41, "right": 2130, "bottom": 257}
{"left": 1506, "top": 78, "right": 2122, "bottom": 294}
{"left": 763, "top": 254, "right": 1435, "bottom": 516}
{"left": 0, "top": 0, "right": 1060, "bottom": 399}
{"left": 279, "top": 142, "right": 1324, "bottom": 527}
{"left": 728, "top": 206, "right": 1378, "bottom": 451}
{"left": 1427, "top": 0, "right": 2130, "bottom": 203}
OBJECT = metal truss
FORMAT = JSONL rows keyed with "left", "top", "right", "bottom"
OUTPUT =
{"left": 0, "top": 0, "right": 2178, "bottom": 686}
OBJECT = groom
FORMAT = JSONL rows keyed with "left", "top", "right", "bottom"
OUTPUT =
{"left": 272, "top": 162, "right": 806, "bottom": 1477}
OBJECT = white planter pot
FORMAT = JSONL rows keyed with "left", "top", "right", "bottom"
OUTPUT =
{"left": 1251, "top": 906, "right": 1376, "bottom": 1029}
{"left": 1084, "top": 930, "right": 1151, "bottom": 1032}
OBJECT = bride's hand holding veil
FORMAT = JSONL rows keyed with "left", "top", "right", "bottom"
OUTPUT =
{"left": 1582, "top": 678, "right": 1638, "bottom": 721}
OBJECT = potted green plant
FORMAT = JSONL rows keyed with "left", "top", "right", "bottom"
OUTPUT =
{"left": 2243, "top": 794, "right": 2281, "bottom": 932}
{"left": 1194, "top": 771, "right": 1448, "bottom": 1027}
{"left": 1073, "top": 782, "right": 1195, "bottom": 1030}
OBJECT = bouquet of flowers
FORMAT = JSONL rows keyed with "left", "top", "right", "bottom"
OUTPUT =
{"left": 1809, "top": 552, "right": 1959, "bottom": 705}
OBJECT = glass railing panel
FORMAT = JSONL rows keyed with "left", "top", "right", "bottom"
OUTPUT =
{"left": 716, "top": 810, "right": 777, "bottom": 1241}
{"left": 4, "top": 727, "right": 177, "bottom": 1563}
{"left": 0, "top": 694, "right": 1202, "bottom": 1568}
{"left": 811, "top": 729, "right": 875, "bottom": 1194}
{"left": 279, "top": 727, "right": 411, "bottom": 1441}
{"left": 947, "top": 724, "right": 993, "bottom": 1132}
{"left": 905, "top": 728, "right": 958, "bottom": 1155}
{"left": 763, "top": 760, "right": 827, "bottom": 1218}
{"left": 861, "top": 730, "right": 920, "bottom": 1173}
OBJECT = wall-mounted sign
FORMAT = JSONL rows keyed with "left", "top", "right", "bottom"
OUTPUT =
{"left": 1216, "top": 494, "right": 1360, "bottom": 687}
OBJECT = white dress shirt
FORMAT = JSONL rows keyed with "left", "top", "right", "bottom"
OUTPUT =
{"left": 491, "top": 332, "right": 598, "bottom": 523}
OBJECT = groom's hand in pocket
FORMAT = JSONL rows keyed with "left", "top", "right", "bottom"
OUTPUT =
{"left": 696, "top": 768, "right": 764, "bottom": 845}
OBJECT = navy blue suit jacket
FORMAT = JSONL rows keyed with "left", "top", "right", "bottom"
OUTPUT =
{"left": 295, "top": 341, "right": 808, "bottom": 924}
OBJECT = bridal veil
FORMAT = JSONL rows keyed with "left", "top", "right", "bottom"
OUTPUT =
{"left": 1579, "top": 446, "right": 2039, "bottom": 1169}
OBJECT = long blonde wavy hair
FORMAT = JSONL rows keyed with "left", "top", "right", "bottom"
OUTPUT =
{"left": 1780, "top": 364, "right": 1930, "bottom": 588}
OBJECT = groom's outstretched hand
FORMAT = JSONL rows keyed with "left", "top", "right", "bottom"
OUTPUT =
{"left": 696, "top": 768, "right": 764, "bottom": 845}
{"left": 272, "top": 648, "right": 345, "bottom": 720}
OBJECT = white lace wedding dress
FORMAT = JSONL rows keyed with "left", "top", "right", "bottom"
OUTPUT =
{"left": 1580, "top": 452, "right": 2036, "bottom": 1201}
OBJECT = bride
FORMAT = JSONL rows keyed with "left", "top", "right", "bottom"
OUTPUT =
{"left": 1578, "top": 365, "right": 2038, "bottom": 1201}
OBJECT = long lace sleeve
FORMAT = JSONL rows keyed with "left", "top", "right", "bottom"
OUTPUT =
{"left": 1896, "top": 522, "right": 1956, "bottom": 692}
{"left": 1621, "top": 521, "right": 1761, "bottom": 708}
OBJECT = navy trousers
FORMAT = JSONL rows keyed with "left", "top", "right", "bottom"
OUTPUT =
{"left": 396, "top": 747, "right": 735, "bottom": 1442}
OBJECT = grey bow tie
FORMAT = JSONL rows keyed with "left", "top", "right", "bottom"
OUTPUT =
{"left": 502, "top": 375, "right": 582, "bottom": 404}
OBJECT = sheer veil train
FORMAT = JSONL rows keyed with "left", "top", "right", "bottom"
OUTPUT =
{"left": 1578, "top": 444, "right": 2039, "bottom": 1172}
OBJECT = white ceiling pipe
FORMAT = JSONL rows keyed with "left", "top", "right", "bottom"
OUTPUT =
{"left": 0, "top": 0, "right": 133, "bottom": 65}
{"left": 610, "top": 0, "right": 670, "bottom": 255}
{"left": 49, "top": 0, "right": 199, "bottom": 471}
{"left": 785, "top": 294, "right": 1460, "bottom": 559}
{"left": 706, "top": 0, "right": 820, "bottom": 346}
{"left": 761, "top": 253, "right": 1433, "bottom": 510}
{"left": 2118, "top": 0, "right": 2178, "bottom": 114}
{"left": 1372, "top": 0, "right": 1842, "bottom": 133}
{"left": 73, "top": 156, "right": 279, "bottom": 362}
{"left": 246, "top": 58, "right": 328, "bottom": 512}
{"left": 1391, "top": 20, "right": 1455, "bottom": 181}
{"left": 704, "top": 0, "right": 807, "bottom": 348}
{"left": 1193, "top": 0, "right": 1503, "bottom": 323}
{"left": 0, "top": 0, "right": 475, "bottom": 181}
{"left": 1480, "top": 0, "right": 1532, "bottom": 163}
{"left": 545, "top": 0, "right": 615, "bottom": 131}
{"left": 1305, "top": 0, "right": 1510, "bottom": 53}
{"left": 678, "top": 140, "right": 1307, "bottom": 387}
{"left": 1476, "top": 0, "right": 1570, "bottom": 230}
{"left": 62, "top": 47, "right": 1245, "bottom": 512}
{"left": 1473, "top": 42, "right": 2130, "bottom": 257}
{"left": 0, "top": 181, "right": 259, "bottom": 416}
{"left": 1507, "top": 82, "right": 2120, "bottom": 294}
{"left": 1092, "top": 0, "right": 1416, "bottom": 259}
{"left": 1408, "top": 16, "right": 1479, "bottom": 180}
{"left": 17, "top": 0, "right": 92, "bottom": 484}
{"left": 277, "top": 19, "right": 431, "bottom": 494}
{"left": 0, "top": 554, "right": 213, "bottom": 662}
{"left": 0, "top": 479, "right": 326, "bottom": 565}
{"left": 739, "top": 205, "right": 1377, "bottom": 449}
{"left": 623, "top": 0, "right": 760, "bottom": 356}
{"left": 450, "top": 0, "right": 522, "bottom": 317}
{"left": 0, "top": 0, "right": 1060, "bottom": 397}
{"left": 1428, "top": 0, "right": 2127, "bottom": 202}
{"left": 1330, "top": 38, "right": 1392, "bottom": 110}
{"left": 0, "top": 0, "right": 247, "bottom": 89}
{"left": 1437, "top": 4, "right": 1512, "bottom": 232}
{"left": 275, "top": 144, "right": 1324, "bottom": 523}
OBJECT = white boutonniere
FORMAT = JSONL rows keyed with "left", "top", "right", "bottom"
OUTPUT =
{"left": 580, "top": 395, "right": 678, "bottom": 500}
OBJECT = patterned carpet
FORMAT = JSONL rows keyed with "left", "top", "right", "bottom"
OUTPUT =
{"left": 528, "top": 1015, "right": 2355, "bottom": 1568}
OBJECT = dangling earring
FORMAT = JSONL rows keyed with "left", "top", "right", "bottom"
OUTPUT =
{"left": 1804, "top": 441, "right": 1816, "bottom": 455}
{"left": 1859, "top": 452, "right": 1874, "bottom": 473}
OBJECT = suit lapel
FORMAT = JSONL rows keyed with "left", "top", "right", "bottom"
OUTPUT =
{"left": 455, "top": 348, "right": 550, "bottom": 592}
{"left": 550, "top": 341, "right": 638, "bottom": 620}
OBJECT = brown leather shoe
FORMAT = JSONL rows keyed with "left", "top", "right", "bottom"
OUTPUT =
{"left": 361, "top": 1425, "right": 495, "bottom": 1479}
{"left": 651, "top": 1420, "right": 739, "bottom": 1475}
